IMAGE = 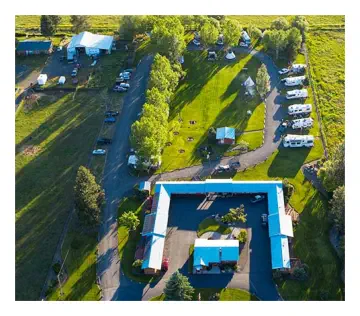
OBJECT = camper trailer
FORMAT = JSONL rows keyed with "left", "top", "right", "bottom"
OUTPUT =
{"left": 291, "top": 64, "right": 307, "bottom": 73}
{"left": 291, "top": 118, "right": 314, "bottom": 129}
{"left": 286, "top": 89, "right": 308, "bottom": 100}
{"left": 288, "top": 104, "right": 312, "bottom": 115}
{"left": 283, "top": 76, "right": 306, "bottom": 87}
{"left": 283, "top": 135, "right": 314, "bottom": 148}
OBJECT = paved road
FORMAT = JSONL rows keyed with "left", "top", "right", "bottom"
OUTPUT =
{"left": 99, "top": 47, "right": 285, "bottom": 301}
{"left": 97, "top": 55, "right": 154, "bottom": 301}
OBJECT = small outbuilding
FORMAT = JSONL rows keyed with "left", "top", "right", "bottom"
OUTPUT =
{"left": 58, "top": 76, "right": 66, "bottom": 85}
{"left": 216, "top": 127, "right": 236, "bottom": 145}
{"left": 37, "top": 74, "right": 48, "bottom": 86}
{"left": 16, "top": 40, "right": 53, "bottom": 56}
{"left": 193, "top": 239, "right": 239, "bottom": 273}
{"left": 243, "top": 76, "right": 256, "bottom": 96}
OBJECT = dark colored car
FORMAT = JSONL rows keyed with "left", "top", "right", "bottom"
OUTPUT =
{"left": 104, "top": 117, "right": 116, "bottom": 123}
{"left": 113, "top": 86, "right": 127, "bottom": 92}
{"left": 97, "top": 138, "right": 112, "bottom": 145}
{"left": 105, "top": 111, "right": 119, "bottom": 117}
{"left": 161, "top": 258, "right": 169, "bottom": 272}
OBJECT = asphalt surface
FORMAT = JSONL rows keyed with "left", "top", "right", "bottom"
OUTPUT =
{"left": 97, "top": 55, "right": 154, "bottom": 301}
{"left": 98, "top": 46, "right": 285, "bottom": 301}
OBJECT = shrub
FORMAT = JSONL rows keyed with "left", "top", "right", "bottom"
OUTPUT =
{"left": 209, "top": 293, "right": 220, "bottom": 301}
{"left": 237, "top": 229, "right": 248, "bottom": 243}
{"left": 293, "top": 267, "right": 308, "bottom": 281}
{"left": 237, "top": 140, "right": 249, "bottom": 152}
{"left": 272, "top": 269, "right": 282, "bottom": 279}
{"left": 282, "top": 178, "right": 294, "bottom": 205}
{"left": 222, "top": 205, "right": 247, "bottom": 224}
{"left": 132, "top": 259, "right": 143, "bottom": 268}
{"left": 208, "top": 127, "right": 216, "bottom": 139}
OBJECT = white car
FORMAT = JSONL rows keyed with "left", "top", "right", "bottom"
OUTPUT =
{"left": 91, "top": 60, "right": 97, "bottom": 67}
{"left": 119, "top": 83, "right": 130, "bottom": 88}
{"left": 92, "top": 149, "right": 106, "bottom": 155}
{"left": 239, "top": 42, "right": 248, "bottom": 47}
{"left": 278, "top": 68, "right": 290, "bottom": 75}
{"left": 193, "top": 39, "right": 201, "bottom": 46}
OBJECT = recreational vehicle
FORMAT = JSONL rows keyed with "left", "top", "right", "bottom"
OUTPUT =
{"left": 283, "top": 135, "right": 314, "bottom": 148}
{"left": 291, "top": 118, "right": 314, "bottom": 129}
{"left": 291, "top": 64, "right": 307, "bottom": 73}
{"left": 283, "top": 76, "right": 306, "bottom": 87}
{"left": 288, "top": 104, "right": 312, "bottom": 115}
{"left": 286, "top": 89, "right": 308, "bottom": 100}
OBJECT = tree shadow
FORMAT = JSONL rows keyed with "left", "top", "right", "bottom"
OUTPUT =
{"left": 267, "top": 146, "right": 312, "bottom": 178}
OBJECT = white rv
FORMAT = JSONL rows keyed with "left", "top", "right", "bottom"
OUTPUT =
{"left": 286, "top": 89, "right": 308, "bottom": 100}
{"left": 291, "top": 64, "right": 307, "bottom": 73}
{"left": 288, "top": 103, "right": 312, "bottom": 115}
{"left": 291, "top": 118, "right": 314, "bottom": 129}
{"left": 283, "top": 134, "right": 314, "bottom": 148}
{"left": 283, "top": 76, "right": 306, "bottom": 87}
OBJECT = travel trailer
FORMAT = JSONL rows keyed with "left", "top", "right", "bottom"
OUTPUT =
{"left": 286, "top": 89, "right": 308, "bottom": 100}
{"left": 291, "top": 64, "right": 307, "bottom": 73}
{"left": 288, "top": 103, "right": 312, "bottom": 115}
{"left": 283, "top": 135, "right": 314, "bottom": 148}
{"left": 291, "top": 118, "right": 314, "bottom": 129}
{"left": 283, "top": 76, "right": 306, "bottom": 87}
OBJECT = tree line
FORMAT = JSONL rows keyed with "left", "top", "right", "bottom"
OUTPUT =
{"left": 40, "top": 15, "right": 91, "bottom": 37}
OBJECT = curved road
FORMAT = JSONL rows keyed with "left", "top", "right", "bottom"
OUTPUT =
{"left": 98, "top": 47, "right": 285, "bottom": 301}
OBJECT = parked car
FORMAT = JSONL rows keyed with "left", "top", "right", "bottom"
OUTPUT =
{"left": 104, "top": 117, "right": 116, "bottom": 123}
{"left": 124, "top": 68, "right": 133, "bottom": 73}
{"left": 261, "top": 214, "right": 268, "bottom": 227}
{"left": 215, "top": 165, "right": 230, "bottom": 172}
{"left": 119, "top": 83, "right": 130, "bottom": 89}
{"left": 161, "top": 258, "right": 169, "bottom": 272}
{"left": 71, "top": 68, "right": 78, "bottom": 77}
{"left": 119, "top": 71, "right": 131, "bottom": 79}
{"left": 278, "top": 68, "right": 290, "bottom": 75}
{"left": 97, "top": 138, "right": 112, "bottom": 145}
{"left": 92, "top": 149, "right": 106, "bottom": 155}
{"left": 113, "top": 86, "right": 127, "bottom": 92}
{"left": 251, "top": 195, "right": 265, "bottom": 203}
{"left": 193, "top": 39, "right": 201, "bottom": 46}
{"left": 239, "top": 42, "right": 248, "bottom": 47}
{"left": 105, "top": 110, "right": 119, "bottom": 117}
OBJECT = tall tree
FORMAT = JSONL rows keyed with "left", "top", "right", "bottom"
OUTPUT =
{"left": 256, "top": 63, "right": 271, "bottom": 98}
{"left": 119, "top": 15, "right": 146, "bottom": 40}
{"left": 247, "top": 24, "right": 263, "bottom": 41}
{"left": 287, "top": 27, "right": 302, "bottom": 60}
{"left": 142, "top": 103, "right": 169, "bottom": 125}
{"left": 222, "top": 19, "right": 242, "bottom": 48}
{"left": 49, "top": 15, "right": 62, "bottom": 32}
{"left": 146, "top": 87, "right": 168, "bottom": 108}
{"left": 149, "top": 54, "right": 179, "bottom": 93}
{"left": 270, "top": 17, "right": 290, "bottom": 30}
{"left": 164, "top": 270, "right": 194, "bottom": 301}
{"left": 74, "top": 166, "right": 104, "bottom": 224}
{"left": 263, "top": 29, "right": 288, "bottom": 59}
{"left": 118, "top": 211, "right": 140, "bottom": 231}
{"left": 40, "top": 15, "right": 56, "bottom": 37}
{"left": 329, "top": 185, "right": 345, "bottom": 234}
{"left": 291, "top": 15, "right": 309, "bottom": 41}
{"left": 318, "top": 142, "right": 345, "bottom": 192}
{"left": 70, "top": 15, "right": 90, "bottom": 34}
{"left": 200, "top": 21, "right": 219, "bottom": 47}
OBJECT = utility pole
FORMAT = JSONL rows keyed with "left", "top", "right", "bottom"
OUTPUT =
{"left": 57, "top": 249, "right": 70, "bottom": 297}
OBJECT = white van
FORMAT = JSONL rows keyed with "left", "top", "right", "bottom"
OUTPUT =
{"left": 286, "top": 89, "right": 308, "bottom": 100}
{"left": 288, "top": 104, "right": 312, "bottom": 115}
{"left": 283, "top": 76, "right": 306, "bottom": 86}
{"left": 283, "top": 134, "right": 314, "bottom": 148}
{"left": 291, "top": 118, "right": 314, "bottom": 129}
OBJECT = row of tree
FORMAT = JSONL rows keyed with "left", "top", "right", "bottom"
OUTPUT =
{"left": 130, "top": 54, "right": 184, "bottom": 165}
{"left": 40, "top": 15, "right": 90, "bottom": 37}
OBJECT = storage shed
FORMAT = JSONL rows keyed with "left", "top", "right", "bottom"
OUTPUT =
{"left": 216, "top": 127, "right": 236, "bottom": 145}
{"left": 67, "top": 31, "right": 114, "bottom": 60}
{"left": 16, "top": 40, "right": 53, "bottom": 56}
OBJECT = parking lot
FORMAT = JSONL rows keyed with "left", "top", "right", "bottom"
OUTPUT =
{"left": 162, "top": 194, "right": 280, "bottom": 300}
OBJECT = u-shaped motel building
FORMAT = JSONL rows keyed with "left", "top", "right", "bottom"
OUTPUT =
{"left": 140, "top": 179, "right": 294, "bottom": 275}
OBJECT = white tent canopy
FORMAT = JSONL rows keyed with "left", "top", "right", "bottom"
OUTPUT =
{"left": 243, "top": 76, "right": 255, "bottom": 87}
{"left": 225, "top": 50, "right": 236, "bottom": 60}
{"left": 37, "top": 74, "right": 47, "bottom": 85}
{"left": 67, "top": 31, "right": 113, "bottom": 50}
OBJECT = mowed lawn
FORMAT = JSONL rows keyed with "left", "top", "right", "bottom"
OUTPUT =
{"left": 15, "top": 91, "right": 104, "bottom": 300}
{"left": 227, "top": 146, "right": 343, "bottom": 300}
{"left": 307, "top": 31, "right": 345, "bottom": 153}
{"left": 159, "top": 50, "right": 265, "bottom": 172}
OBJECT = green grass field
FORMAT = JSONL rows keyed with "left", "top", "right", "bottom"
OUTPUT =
{"left": 226, "top": 146, "right": 343, "bottom": 300}
{"left": 197, "top": 218, "right": 232, "bottom": 237}
{"left": 15, "top": 91, "right": 105, "bottom": 300}
{"left": 307, "top": 30, "right": 345, "bottom": 153}
{"left": 158, "top": 50, "right": 265, "bottom": 172}
{"left": 150, "top": 288, "right": 258, "bottom": 301}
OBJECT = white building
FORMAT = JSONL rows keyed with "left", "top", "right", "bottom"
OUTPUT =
{"left": 288, "top": 103, "right": 312, "bottom": 115}
{"left": 283, "top": 134, "right": 314, "bottom": 148}
{"left": 67, "top": 31, "right": 114, "bottom": 60}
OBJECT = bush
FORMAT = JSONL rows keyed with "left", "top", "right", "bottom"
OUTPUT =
{"left": 282, "top": 178, "right": 294, "bottom": 204}
{"left": 237, "top": 140, "right": 249, "bottom": 152}
{"left": 209, "top": 293, "right": 220, "bottom": 301}
{"left": 132, "top": 259, "right": 143, "bottom": 268}
{"left": 293, "top": 267, "right": 308, "bottom": 281}
{"left": 272, "top": 269, "right": 282, "bottom": 279}
{"left": 52, "top": 262, "right": 61, "bottom": 275}
{"left": 237, "top": 229, "right": 248, "bottom": 243}
{"left": 208, "top": 127, "right": 216, "bottom": 139}
{"left": 133, "top": 184, "right": 148, "bottom": 200}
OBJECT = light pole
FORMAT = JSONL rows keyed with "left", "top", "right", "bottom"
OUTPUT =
{"left": 57, "top": 249, "right": 70, "bottom": 297}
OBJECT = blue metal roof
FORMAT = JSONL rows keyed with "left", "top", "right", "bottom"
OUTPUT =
{"left": 17, "top": 40, "right": 52, "bottom": 52}
{"left": 270, "top": 235, "right": 290, "bottom": 269}
{"left": 216, "top": 127, "right": 235, "bottom": 140}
